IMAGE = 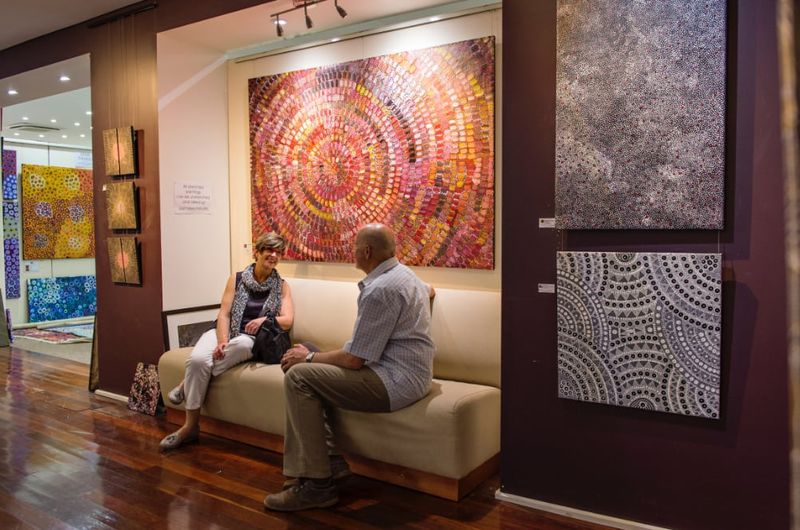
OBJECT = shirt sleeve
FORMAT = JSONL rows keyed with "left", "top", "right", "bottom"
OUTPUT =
{"left": 345, "top": 286, "right": 401, "bottom": 362}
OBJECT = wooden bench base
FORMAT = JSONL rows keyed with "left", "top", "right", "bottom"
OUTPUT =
{"left": 166, "top": 408, "right": 498, "bottom": 501}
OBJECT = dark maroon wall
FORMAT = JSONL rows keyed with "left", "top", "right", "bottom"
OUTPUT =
{"left": 501, "top": 1, "right": 789, "bottom": 529}
{"left": 0, "top": 0, "right": 273, "bottom": 395}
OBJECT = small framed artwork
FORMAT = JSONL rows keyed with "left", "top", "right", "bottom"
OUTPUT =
{"left": 105, "top": 181, "right": 138, "bottom": 230}
{"left": 161, "top": 305, "right": 220, "bottom": 351}
{"left": 103, "top": 126, "right": 138, "bottom": 177}
{"left": 107, "top": 236, "right": 141, "bottom": 285}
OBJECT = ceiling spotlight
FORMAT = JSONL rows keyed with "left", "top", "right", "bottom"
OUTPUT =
{"left": 13, "top": 133, "right": 19, "bottom": 136}
{"left": 59, "top": 75, "right": 71, "bottom": 82}
{"left": 38, "top": 134, "right": 44, "bottom": 138}
{"left": 50, "top": 118, "right": 57, "bottom": 123}
{"left": 331, "top": 37, "right": 341, "bottom": 42}
{"left": 429, "top": 16, "right": 441, "bottom": 22}
{"left": 61, "top": 134, "right": 68, "bottom": 139}
{"left": 335, "top": 0, "right": 347, "bottom": 18}
{"left": 21, "top": 116, "right": 28, "bottom": 121}
{"left": 85, "top": 110, "right": 92, "bottom": 115}
{"left": 304, "top": 3, "right": 313, "bottom": 29}
{"left": 74, "top": 122, "right": 80, "bottom": 126}
{"left": 274, "top": 15, "right": 284, "bottom": 37}
{"left": 7, "top": 89, "right": 18, "bottom": 95}
{"left": 80, "top": 134, "right": 86, "bottom": 138}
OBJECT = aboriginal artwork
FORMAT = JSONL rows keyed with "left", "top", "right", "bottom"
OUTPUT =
{"left": 107, "top": 236, "right": 141, "bottom": 285}
{"left": 555, "top": 1, "right": 726, "bottom": 229}
{"left": 27, "top": 275, "right": 97, "bottom": 322}
{"left": 249, "top": 37, "right": 495, "bottom": 268}
{"left": 21, "top": 164, "right": 95, "bottom": 259}
{"left": 557, "top": 252, "right": 721, "bottom": 418}
{"left": 103, "top": 126, "right": 137, "bottom": 176}
{"left": 105, "top": 181, "right": 138, "bottom": 230}
{"left": 2, "top": 150, "right": 20, "bottom": 298}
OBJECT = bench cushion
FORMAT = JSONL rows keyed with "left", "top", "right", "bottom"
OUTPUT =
{"left": 159, "top": 347, "right": 499, "bottom": 479}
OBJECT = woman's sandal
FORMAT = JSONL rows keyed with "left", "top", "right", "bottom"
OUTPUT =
{"left": 159, "top": 431, "right": 198, "bottom": 452}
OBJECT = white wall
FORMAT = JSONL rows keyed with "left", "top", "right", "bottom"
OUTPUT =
{"left": 1, "top": 142, "right": 95, "bottom": 324}
{"left": 157, "top": 33, "right": 232, "bottom": 311}
{"left": 228, "top": 10, "right": 503, "bottom": 291}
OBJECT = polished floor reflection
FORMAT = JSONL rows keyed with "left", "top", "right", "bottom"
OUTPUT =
{"left": 0, "top": 345, "right": 611, "bottom": 529}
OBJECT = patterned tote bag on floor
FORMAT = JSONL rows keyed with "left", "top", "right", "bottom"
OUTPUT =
{"left": 128, "top": 362, "right": 162, "bottom": 415}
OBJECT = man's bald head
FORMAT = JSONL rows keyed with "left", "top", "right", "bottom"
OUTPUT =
{"left": 355, "top": 223, "right": 396, "bottom": 272}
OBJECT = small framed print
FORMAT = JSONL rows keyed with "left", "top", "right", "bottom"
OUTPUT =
{"left": 161, "top": 305, "right": 220, "bottom": 350}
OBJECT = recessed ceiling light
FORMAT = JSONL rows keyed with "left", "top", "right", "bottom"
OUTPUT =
{"left": 80, "top": 134, "right": 86, "bottom": 138}
{"left": 38, "top": 134, "right": 44, "bottom": 138}
{"left": 7, "top": 89, "right": 18, "bottom": 95}
{"left": 61, "top": 134, "right": 68, "bottom": 139}
{"left": 331, "top": 37, "right": 341, "bottom": 42}
{"left": 50, "top": 119, "right": 57, "bottom": 123}
{"left": 13, "top": 133, "right": 19, "bottom": 136}
{"left": 85, "top": 110, "right": 92, "bottom": 115}
{"left": 59, "top": 75, "right": 71, "bottom": 82}
{"left": 274, "top": 19, "right": 287, "bottom": 25}
{"left": 429, "top": 16, "right": 441, "bottom": 22}
{"left": 21, "top": 116, "right": 28, "bottom": 121}
{"left": 74, "top": 122, "right": 80, "bottom": 126}
{"left": 90, "top": 126, "right": 93, "bottom": 130}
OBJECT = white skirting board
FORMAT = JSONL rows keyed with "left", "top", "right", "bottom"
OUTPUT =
{"left": 93, "top": 389, "right": 128, "bottom": 404}
{"left": 494, "top": 490, "right": 671, "bottom": 530}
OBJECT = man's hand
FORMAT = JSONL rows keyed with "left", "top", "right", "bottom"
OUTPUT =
{"left": 244, "top": 316, "right": 267, "bottom": 335}
{"left": 280, "top": 343, "right": 310, "bottom": 373}
{"left": 212, "top": 340, "right": 228, "bottom": 360}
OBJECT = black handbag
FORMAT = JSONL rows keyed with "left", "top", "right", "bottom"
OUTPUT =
{"left": 251, "top": 317, "right": 290, "bottom": 364}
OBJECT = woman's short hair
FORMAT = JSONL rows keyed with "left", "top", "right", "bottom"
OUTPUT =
{"left": 254, "top": 232, "right": 286, "bottom": 253}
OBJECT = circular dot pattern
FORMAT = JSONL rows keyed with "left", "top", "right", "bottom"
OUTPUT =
{"left": 249, "top": 37, "right": 495, "bottom": 269}
{"left": 21, "top": 164, "right": 95, "bottom": 259}
{"left": 27, "top": 275, "right": 97, "bottom": 323}
{"left": 557, "top": 251, "right": 721, "bottom": 419}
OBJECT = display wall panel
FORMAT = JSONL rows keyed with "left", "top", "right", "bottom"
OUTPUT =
{"left": 2, "top": 149, "right": 20, "bottom": 298}
{"left": 248, "top": 37, "right": 496, "bottom": 269}
{"left": 557, "top": 251, "right": 722, "bottom": 418}
{"left": 555, "top": 0, "right": 726, "bottom": 229}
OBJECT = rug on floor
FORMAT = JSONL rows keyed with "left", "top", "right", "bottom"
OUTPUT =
{"left": 45, "top": 323, "right": 94, "bottom": 339}
{"left": 13, "top": 327, "right": 91, "bottom": 344}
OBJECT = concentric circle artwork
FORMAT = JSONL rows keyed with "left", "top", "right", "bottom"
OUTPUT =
{"left": 557, "top": 252, "right": 721, "bottom": 418}
{"left": 249, "top": 37, "right": 495, "bottom": 268}
{"left": 21, "top": 164, "right": 95, "bottom": 259}
{"left": 2, "top": 149, "right": 20, "bottom": 298}
{"left": 27, "top": 275, "right": 97, "bottom": 322}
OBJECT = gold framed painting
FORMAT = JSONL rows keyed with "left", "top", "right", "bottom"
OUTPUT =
{"left": 105, "top": 181, "right": 138, "bottom": 230}
{"left": 107, "top": 236, "right": 141, "bottom": 285}
{"left": 103, "top": 126, "right": 137, "bottom": 176}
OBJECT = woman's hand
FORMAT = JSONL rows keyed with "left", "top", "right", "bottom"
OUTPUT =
{"left": 280, "top": 343, "right": 310, "bottom": 373}
{"left": 212, "top": 340, "right": 228, "bottom": 360}
{"left": 244, "top": 316, "right": 267, "bottom": 335}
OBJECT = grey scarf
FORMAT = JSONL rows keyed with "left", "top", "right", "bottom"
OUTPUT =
{"left": 228, "top": 264, "right": 282, "bottom": 339}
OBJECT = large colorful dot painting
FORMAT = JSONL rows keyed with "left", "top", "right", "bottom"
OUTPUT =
{"left": 249, "top": 37, "right": 496, "bottom": 269}
{"left": 21, "top": 164, "right": 95, "bottom": 259}
{"left": 27, "top": 275, "right": 96, "bottom": 322}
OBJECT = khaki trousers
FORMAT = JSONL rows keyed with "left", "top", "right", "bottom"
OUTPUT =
{"left": 282, "top": 363, "right": 390, "bottom": 479}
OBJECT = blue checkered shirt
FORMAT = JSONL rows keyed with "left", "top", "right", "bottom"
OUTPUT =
{"left": 344, "top": 257, "right": 434, "bottom": 410}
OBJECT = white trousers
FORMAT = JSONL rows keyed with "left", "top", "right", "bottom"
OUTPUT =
{"left": 183, "top": 328, "right": 254, "bottom": 410}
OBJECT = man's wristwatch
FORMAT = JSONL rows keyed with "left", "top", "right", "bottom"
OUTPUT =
{"left": 305, "top": 351, "right": 316, "bottom": 363}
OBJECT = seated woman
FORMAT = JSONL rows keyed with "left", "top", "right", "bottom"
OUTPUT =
{"left": 159, "top": 231, "right": 294, "bottom": 451}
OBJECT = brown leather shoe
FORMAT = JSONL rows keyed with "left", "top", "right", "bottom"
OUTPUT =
{"left": 282, "top": 454, "right": 351, "bottom": 490}
{"left": 265, "top": 479, "right": 338, "bottom": 511}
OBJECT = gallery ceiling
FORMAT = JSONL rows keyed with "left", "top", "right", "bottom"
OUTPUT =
{"left": 0, "top": 0, "right": 137, "bottom": 51}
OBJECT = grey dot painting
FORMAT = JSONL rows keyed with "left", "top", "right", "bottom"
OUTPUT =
{"left": 555, "top": 1, "right": 726, "bottom": 229}
{"left": 557, "top": 252, "right": 721, "bottom": 418}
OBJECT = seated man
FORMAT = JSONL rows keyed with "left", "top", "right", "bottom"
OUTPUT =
{"left": 264, "top": 223, "right": 435, "bottom": 512}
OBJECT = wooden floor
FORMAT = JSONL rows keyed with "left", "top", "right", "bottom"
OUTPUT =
{"left": 0, "top": 345, "right": 612, "bottom": 530}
